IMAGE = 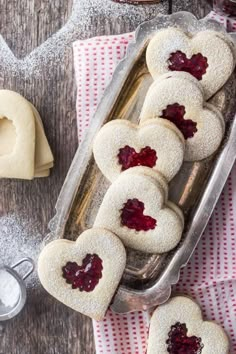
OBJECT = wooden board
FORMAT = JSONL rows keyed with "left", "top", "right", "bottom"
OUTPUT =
{"left": 0, "top": 1, "right": 211, "bottom": 353}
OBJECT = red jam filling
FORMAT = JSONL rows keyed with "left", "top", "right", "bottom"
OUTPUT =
{"left": 120, "top": 198, "right": 156, "bottom": 231}
{"left": 118, "top": 145, "right": 157, "bottom": 171}
{"left": 166, "top": 322, "right": 204, "bottom": 354}
{"left": 161, "top": 103, "right": 197, "bottom": 139}
{"left": 62, "top": 254, "right": 103, "bottom": 292}
{"left": 168, "top": 51, "right": 208, "bottom": 81}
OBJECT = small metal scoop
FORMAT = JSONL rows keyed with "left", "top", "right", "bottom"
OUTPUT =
{"left": 0, "top": 258, "right": 34, "bottom": 321}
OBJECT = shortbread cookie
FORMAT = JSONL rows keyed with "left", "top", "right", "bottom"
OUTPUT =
{"left": 140, "top": 72, "right": 225, "bottom": 161}
{"left": 38, "top": 228, "right": 126, "bottom": 321}
{"left": 94, "top": 168, "right": 184, "bottom": 253}
{"left": 146, "top": 27, "right": 235, "bottom": 99}
{"left": 93, "top": 119, "right": 184, "bottom": 182}
{"left": 147, "top": 296, "right": 229, "bottom": 354}
{"left": 34, "top": 170, "right": 50, "bottom": 178}
{"left": 127, "top": 166, "right": 184, "bottom": 226}
{"left": 29, "top": 103, "right": 54, "bottom": 175}
{"left": 124, "top": 166, "right": 168, "bottom": 202}
{"left": 0, "top": 90, "right": 54, "bottom": 179}
{"left": 0, "top": 90, "right": 35, "bottom": 179}
{"left": 166, "top": 200, "right": 185, "bottom": 227}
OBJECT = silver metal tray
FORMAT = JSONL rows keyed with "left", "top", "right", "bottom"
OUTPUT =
{"left": 45, "top": 12, "right": 236, "bottom": 313}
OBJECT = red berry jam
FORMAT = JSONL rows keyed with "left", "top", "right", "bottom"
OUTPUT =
{"left": 161, "top": 103, "right": 197, "bottom": 140}
{"left": 118, "top": 145, "right": 157, "bottom": 171}
{"left": 168, "top": 51, "right": 208, "bottom": 81}
{"left": 120, "top": 198, "right": 156, "bottom": 231}
{"left": 166, "top": 322, "right": 204, "bottom": 354}
{"left": 62, "top": 254, "right": 103, "bottom": 292}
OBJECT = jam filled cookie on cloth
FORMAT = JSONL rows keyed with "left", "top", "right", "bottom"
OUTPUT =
{"left": 94, "top": 167, "right": 184, "bottom": 253}
{"left": 140, "top": 72, "right": 225, "bottom": 161}
{"left": 38, "top": 228, "right": 126, "bottom": 320}
{"left": 147, "top": 296, "right": 229, "bottom": 354}
{"left": 146, "top": 27, "right": 235, "bottom": 99}
{"left": 93, "top": 118, "right": 184, "bottom": 182}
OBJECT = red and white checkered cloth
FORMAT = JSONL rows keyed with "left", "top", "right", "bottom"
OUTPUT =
{"left": 73, "top": 12, "right": 236, "bottom": 354}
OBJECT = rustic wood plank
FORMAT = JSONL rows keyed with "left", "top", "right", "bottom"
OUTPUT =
{"left": 0, "top": 1, "right": 212, "bottom": 353}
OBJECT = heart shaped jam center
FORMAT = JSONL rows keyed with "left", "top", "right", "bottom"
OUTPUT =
{"left": 118, "top": 145, "right": 157, "bottom": 171}
{"left": 161, "top": 103, "right": 197, "bottom": 139}
{"left": 62, "top": 254, "right": 103, "bottom": 292}
{"left": 166, "top": 322, "right": 204, "bottom": 354}
{"left": 168, "top": 51, "right": 208, "bottom": 80}
{"left": 121, "top": 198, "right": 157, "bottom": 231}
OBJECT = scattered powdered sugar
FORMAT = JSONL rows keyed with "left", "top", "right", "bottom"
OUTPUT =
{"left": 0, "top": 214, "right": 42, "bottom": 288}
{"left": 0, "top": 0, "right": 209, "bottom": 78}
{"left": 0, "top": 0, "right": 170, "bottom": 78}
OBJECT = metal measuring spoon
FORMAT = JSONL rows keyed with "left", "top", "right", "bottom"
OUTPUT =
{"left": 0, "top": 258, "right": 34, "bottom": 321}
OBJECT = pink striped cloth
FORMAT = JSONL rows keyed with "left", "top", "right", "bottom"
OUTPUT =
{"left": 73, "top": 12, "right": 236, "bottom": 353}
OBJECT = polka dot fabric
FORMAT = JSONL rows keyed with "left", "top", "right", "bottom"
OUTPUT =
{"left": 73, "top": 33, "right": 134, "bottom": 142}
{"left": 93, "top": 309, "right": 150, "bottom": 354}
{"left": 73, "top": 13, "right": 236, "bottom": 353}
{"left": 174, "top": 164, "right": 236, "bottom": 353}
{"left": 209, "top": 10, "right": 236, "bottom": 31}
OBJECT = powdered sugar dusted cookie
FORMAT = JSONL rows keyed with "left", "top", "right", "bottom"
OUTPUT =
{"left": 93, "top": 118, "right": 184, "bottom": 182}
{"left": 147, "top": 296, "right": 229, "bottom": 354}
{"left": 140, "top": 72, "right": 225, "bottom": 161}
{"left": 94, "top": 168, "right": 184, "bottom": 253}
{"left": 38, "top": 228, "right": 126, "bottom": 320}
{"left": 146, "top": 27, "right": 235, "bottom": 99}
{"left": 124, "top": 166, "right": 168, "bottom": 202}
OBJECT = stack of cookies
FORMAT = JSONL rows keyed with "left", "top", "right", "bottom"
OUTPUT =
{"left": 0, "top": 90, "right": 53, "bottom": 180}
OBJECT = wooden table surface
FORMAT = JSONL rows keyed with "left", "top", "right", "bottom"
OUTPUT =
{"left": 0, "top": 1, "right": 211, "bottom": 353}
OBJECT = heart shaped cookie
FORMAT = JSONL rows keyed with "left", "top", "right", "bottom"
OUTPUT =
{"left": 38, "top": 228, "right": 126, "bottom": 320}
{"left": 147, "top": 296, "right": 229, "bottom": 354}
{"left": 140, "top": 72, "right": 225, "bottom": 161}
{"left": 94, "top": 167, "right": 184, "bottom": 253}
{"left": 146, "top": 27, "right": 235, "bottom": 99}
{"left": 93, "top": 118, "right": 184, "bottom": 182}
